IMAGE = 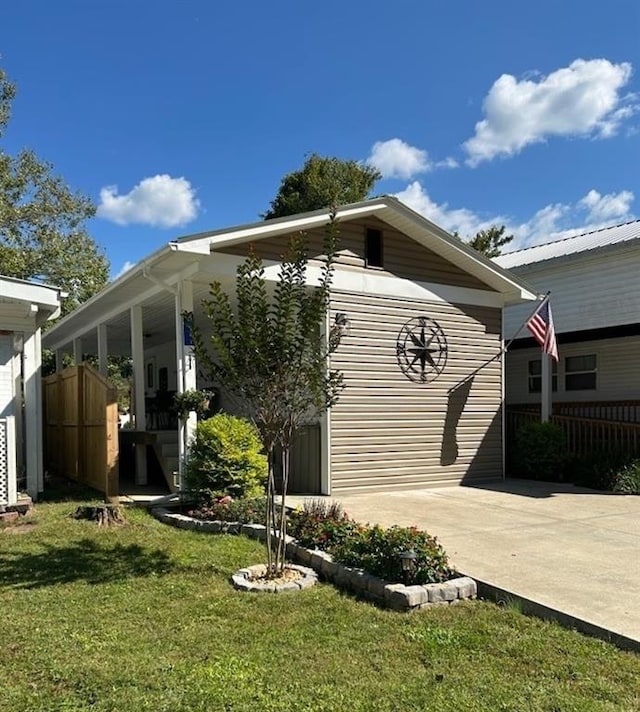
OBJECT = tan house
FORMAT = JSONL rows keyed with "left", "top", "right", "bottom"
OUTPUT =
{"left": 42, "top": 197, "right": 537, "bottom": 496}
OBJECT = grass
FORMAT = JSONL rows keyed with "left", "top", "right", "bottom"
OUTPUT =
{"left": 1, "top": 489, "right": 639, "bottom": 711}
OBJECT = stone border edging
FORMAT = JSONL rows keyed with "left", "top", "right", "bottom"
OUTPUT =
{"left": 152, "top": 507, "right": 477, "bottom": 611}
{"left": 232, "top": 563, "right": 318, "bottom": 593}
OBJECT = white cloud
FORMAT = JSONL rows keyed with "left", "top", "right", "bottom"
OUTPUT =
{"left": 113, "top": 260, "right": 135, "bottom": 280}
{"left": 394, "top": 182, "right": 635, "bottom": 250}
{"left": 435, "top": 157, "right": 459, "bottom": 169}
{"left": 97, "top": 174, "right": 200, "bottom": 228}
{"left": 578, "top": 189, "right": 634, "bottom": 222}
{"left": 367, "top": 138, "right": 431, "bottom": 179}
{"left": 394, "top": 181, "right": 507, "bottom": 236}
{"left": 463, "top": 59, "right": 637, "bottom": 166}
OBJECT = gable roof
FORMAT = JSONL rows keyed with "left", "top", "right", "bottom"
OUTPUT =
{"left": 42, "top": 197, "right": 538, "bottom": 351}
{"left": 169, "top": 196, "right": 537, "bottom": 301}
{"left": 496, "top": 219, "right": 640, "bottom": 269}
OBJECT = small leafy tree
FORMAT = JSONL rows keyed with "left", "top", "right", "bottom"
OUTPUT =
{"left": 262, "top": 154, "right": 380, "bottom": 219}
{"left": 190, "top": 213, "right": 345, "bottom": 575}
{"left": 452, "top": 225, "right": 514, "bottom": 258}
{"left": 466, "top": 225, "right": 514, "bottom": 258}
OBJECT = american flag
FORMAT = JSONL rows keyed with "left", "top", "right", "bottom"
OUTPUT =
{"left": 526, "top": 299, "right": 558, "bottom": 361}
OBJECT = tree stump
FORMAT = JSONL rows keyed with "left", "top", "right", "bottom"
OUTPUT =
{"left": 73, "top": 505, "right": 125, "bottom": 527}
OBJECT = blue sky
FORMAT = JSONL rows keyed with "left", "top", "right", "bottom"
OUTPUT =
{"left": 2, "top": 1, "right": 639, "bottom": 278}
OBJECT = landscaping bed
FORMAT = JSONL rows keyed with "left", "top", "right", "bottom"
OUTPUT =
{"left": 153, "top": 505, "right": 476, "bottom": 610}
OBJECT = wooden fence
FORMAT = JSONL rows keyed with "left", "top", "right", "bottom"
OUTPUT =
{"left": 43, "top": 364, "right": 119, "bottom": 501}
{"left": 506, "top": 403, "right": 640, "bottom": 458}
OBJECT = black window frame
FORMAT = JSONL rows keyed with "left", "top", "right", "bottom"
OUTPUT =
{"left": 365, "top": 227, "right": 384, "bottom": 268}
{"left": 565, "top": 354, "right": 597, "bottom": 391}
{"left": 527, "top": 358, "right": 558, "bottom": 394}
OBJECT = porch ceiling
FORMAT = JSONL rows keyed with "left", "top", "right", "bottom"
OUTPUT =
{"left": 48, "top": 277, "right": 223, "bottom": 357}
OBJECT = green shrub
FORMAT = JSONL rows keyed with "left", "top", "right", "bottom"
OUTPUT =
{"left": 333, "top": 524, "right": 453, "bottom": 585}
{"left": 288, "top": 501, "right": 453, "bottom": 584}
{"left": 190, "top": 496, "right": 268, "bottom": 523}
{"left": 512, "top": 421, "right": 566, "bottom": 481}
{"left": 288, "top": 499, "right": 362, "bottom": 552}
{"left": 612, "top": 458, "right": 640, "bottom": 494}
{"left": 564, "top": 450, "right": 640, "bottom": 493}
{"left": 184, "top": 414, "right": 267, "bottom": 501}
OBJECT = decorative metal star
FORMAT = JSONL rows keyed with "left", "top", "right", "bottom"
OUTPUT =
{"left": 396, "top": 316, "right": 448, "bottom": 383}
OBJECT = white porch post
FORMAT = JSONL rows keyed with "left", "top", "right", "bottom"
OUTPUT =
{"left": 23, "top": 329, "right": 44, "bottom": 499}
{"left": 73, "top": 338, "right": 83, "bottom": 365}
{"left": 175, "top": 279, "right": 196, "bottom": 491}
{"left": 541, "top": 352, "right": 552, "bottom": 423}
{"left": 97, "top": 323, "right": 109, "bottom": 376}
{"left": 55, "top": 348, "right": 64, "bottom": 372}
{"left": 130, "top": 305, "right": 147, "bottom": 485}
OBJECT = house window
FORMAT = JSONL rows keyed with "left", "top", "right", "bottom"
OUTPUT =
{"left": 528, "top": 359, "right": 557, "bottom": 393}
{"left": 565, "top": 354, "right": 597, "bottom": 391}
{"left": 365, "top": 228, "right": 383, "bottom": 268}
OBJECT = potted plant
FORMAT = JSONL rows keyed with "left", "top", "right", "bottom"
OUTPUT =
{"left": 173, "top": 389, "right": 215, "bottom": 420}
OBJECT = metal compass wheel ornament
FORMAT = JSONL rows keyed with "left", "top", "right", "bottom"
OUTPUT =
{"left": 396, "top": 316, "right": 448, "bottom": 383}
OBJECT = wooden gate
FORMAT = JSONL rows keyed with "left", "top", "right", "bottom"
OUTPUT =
{"left": 43, "top": 364, "right": 119, "bottom": 501}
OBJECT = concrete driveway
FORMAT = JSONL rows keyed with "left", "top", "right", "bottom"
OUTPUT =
{"left": 291, "top": 480, "right": 640, "bottom": 646}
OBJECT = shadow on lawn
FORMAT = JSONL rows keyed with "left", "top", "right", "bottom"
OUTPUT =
{"left": 0, "top": 538, "right": 174, "bottom": 589}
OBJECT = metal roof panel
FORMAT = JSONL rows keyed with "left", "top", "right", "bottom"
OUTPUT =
{"left": 495, "top": 219, "right": 640, "bottom": 269}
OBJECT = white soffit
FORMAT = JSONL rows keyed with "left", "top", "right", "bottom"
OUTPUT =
{"left": 0, "top": 276, "right": 63, "bottom": 324}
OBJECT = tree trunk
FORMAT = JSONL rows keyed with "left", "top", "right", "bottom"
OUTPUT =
{"left": 265, "top": 446, "right": 277, "bottom": 575}
{"left": 73, "top": 505, "right": 125, "bottom": 527}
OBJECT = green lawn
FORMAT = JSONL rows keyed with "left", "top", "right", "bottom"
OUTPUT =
{"left": 1, "top": 491, "right": 638, "bottom": 712}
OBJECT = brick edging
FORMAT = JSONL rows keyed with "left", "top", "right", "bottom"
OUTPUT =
{"left": 151, "top": 507, "right": 477, "bottom": 611}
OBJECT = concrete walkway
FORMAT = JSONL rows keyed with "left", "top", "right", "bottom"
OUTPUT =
{"left": 290, "top": 480, "right": 640, "bottom": 647}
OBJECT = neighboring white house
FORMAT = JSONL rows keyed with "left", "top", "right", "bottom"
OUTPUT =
{"left": 0, "top": 276, "right": 64, "bottom": 507}
{"left": 42, "top": 197, "right": 537, "bottom": 495}
{"left": 496, "top": 219, "right": 640, "bottom": 409}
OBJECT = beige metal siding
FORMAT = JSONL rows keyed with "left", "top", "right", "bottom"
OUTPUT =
{"left": 506, "top": 336, "right": 640, "bottom": 404}
{"left": 329, "top": 292, "right": 503, "bottom": 492}
{"left": 216, "top": 217, "right": 492, "bottom": 291}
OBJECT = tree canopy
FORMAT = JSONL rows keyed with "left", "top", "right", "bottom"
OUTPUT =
{"left": 0, "top": 68, "right": 109, "bottom": 315}
{"left": 466, "top": 225, "right": 514, "bottom": 258}
{"left": 262, "top": 153, "right": 380, "bottom": 220}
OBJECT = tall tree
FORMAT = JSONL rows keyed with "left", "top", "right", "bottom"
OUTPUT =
{"left": 467, "top": 225, "right": 514, "bottom": 258}
{"left": 191, "top": 214, "right": 345, "bottom": 576}
{"left": 0, "top": 68, "right": 109, "bottom": 314}
{"left": 262, "top": 153, "right": 380, "bottom": 219}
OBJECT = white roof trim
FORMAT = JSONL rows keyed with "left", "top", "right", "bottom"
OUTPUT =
{"left": 171, "top": 196, "right": 537, "bottom": 301}
{"left": 172, "top": 202, "right": 388, "bottom": 253}
{"left": 43, "top": 197, "right": 538, "bottom": 348}
{"left": 0, "top": 276, "right": 64, "bottom": 325}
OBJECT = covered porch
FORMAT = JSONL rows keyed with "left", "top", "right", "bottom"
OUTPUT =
{"left": 40, "top": 243, "right": 324, "bottom": 498}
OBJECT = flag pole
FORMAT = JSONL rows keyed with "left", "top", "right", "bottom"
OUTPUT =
{"left": 503, "top": 291, "right": 551, "bottom": 353}
{"left": 447, "top": 291, "right": 551, "bottom": 394}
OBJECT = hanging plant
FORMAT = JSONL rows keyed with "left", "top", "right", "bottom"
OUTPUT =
{"left": 173, "top": 389, "right": 214, "bottom": 420}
